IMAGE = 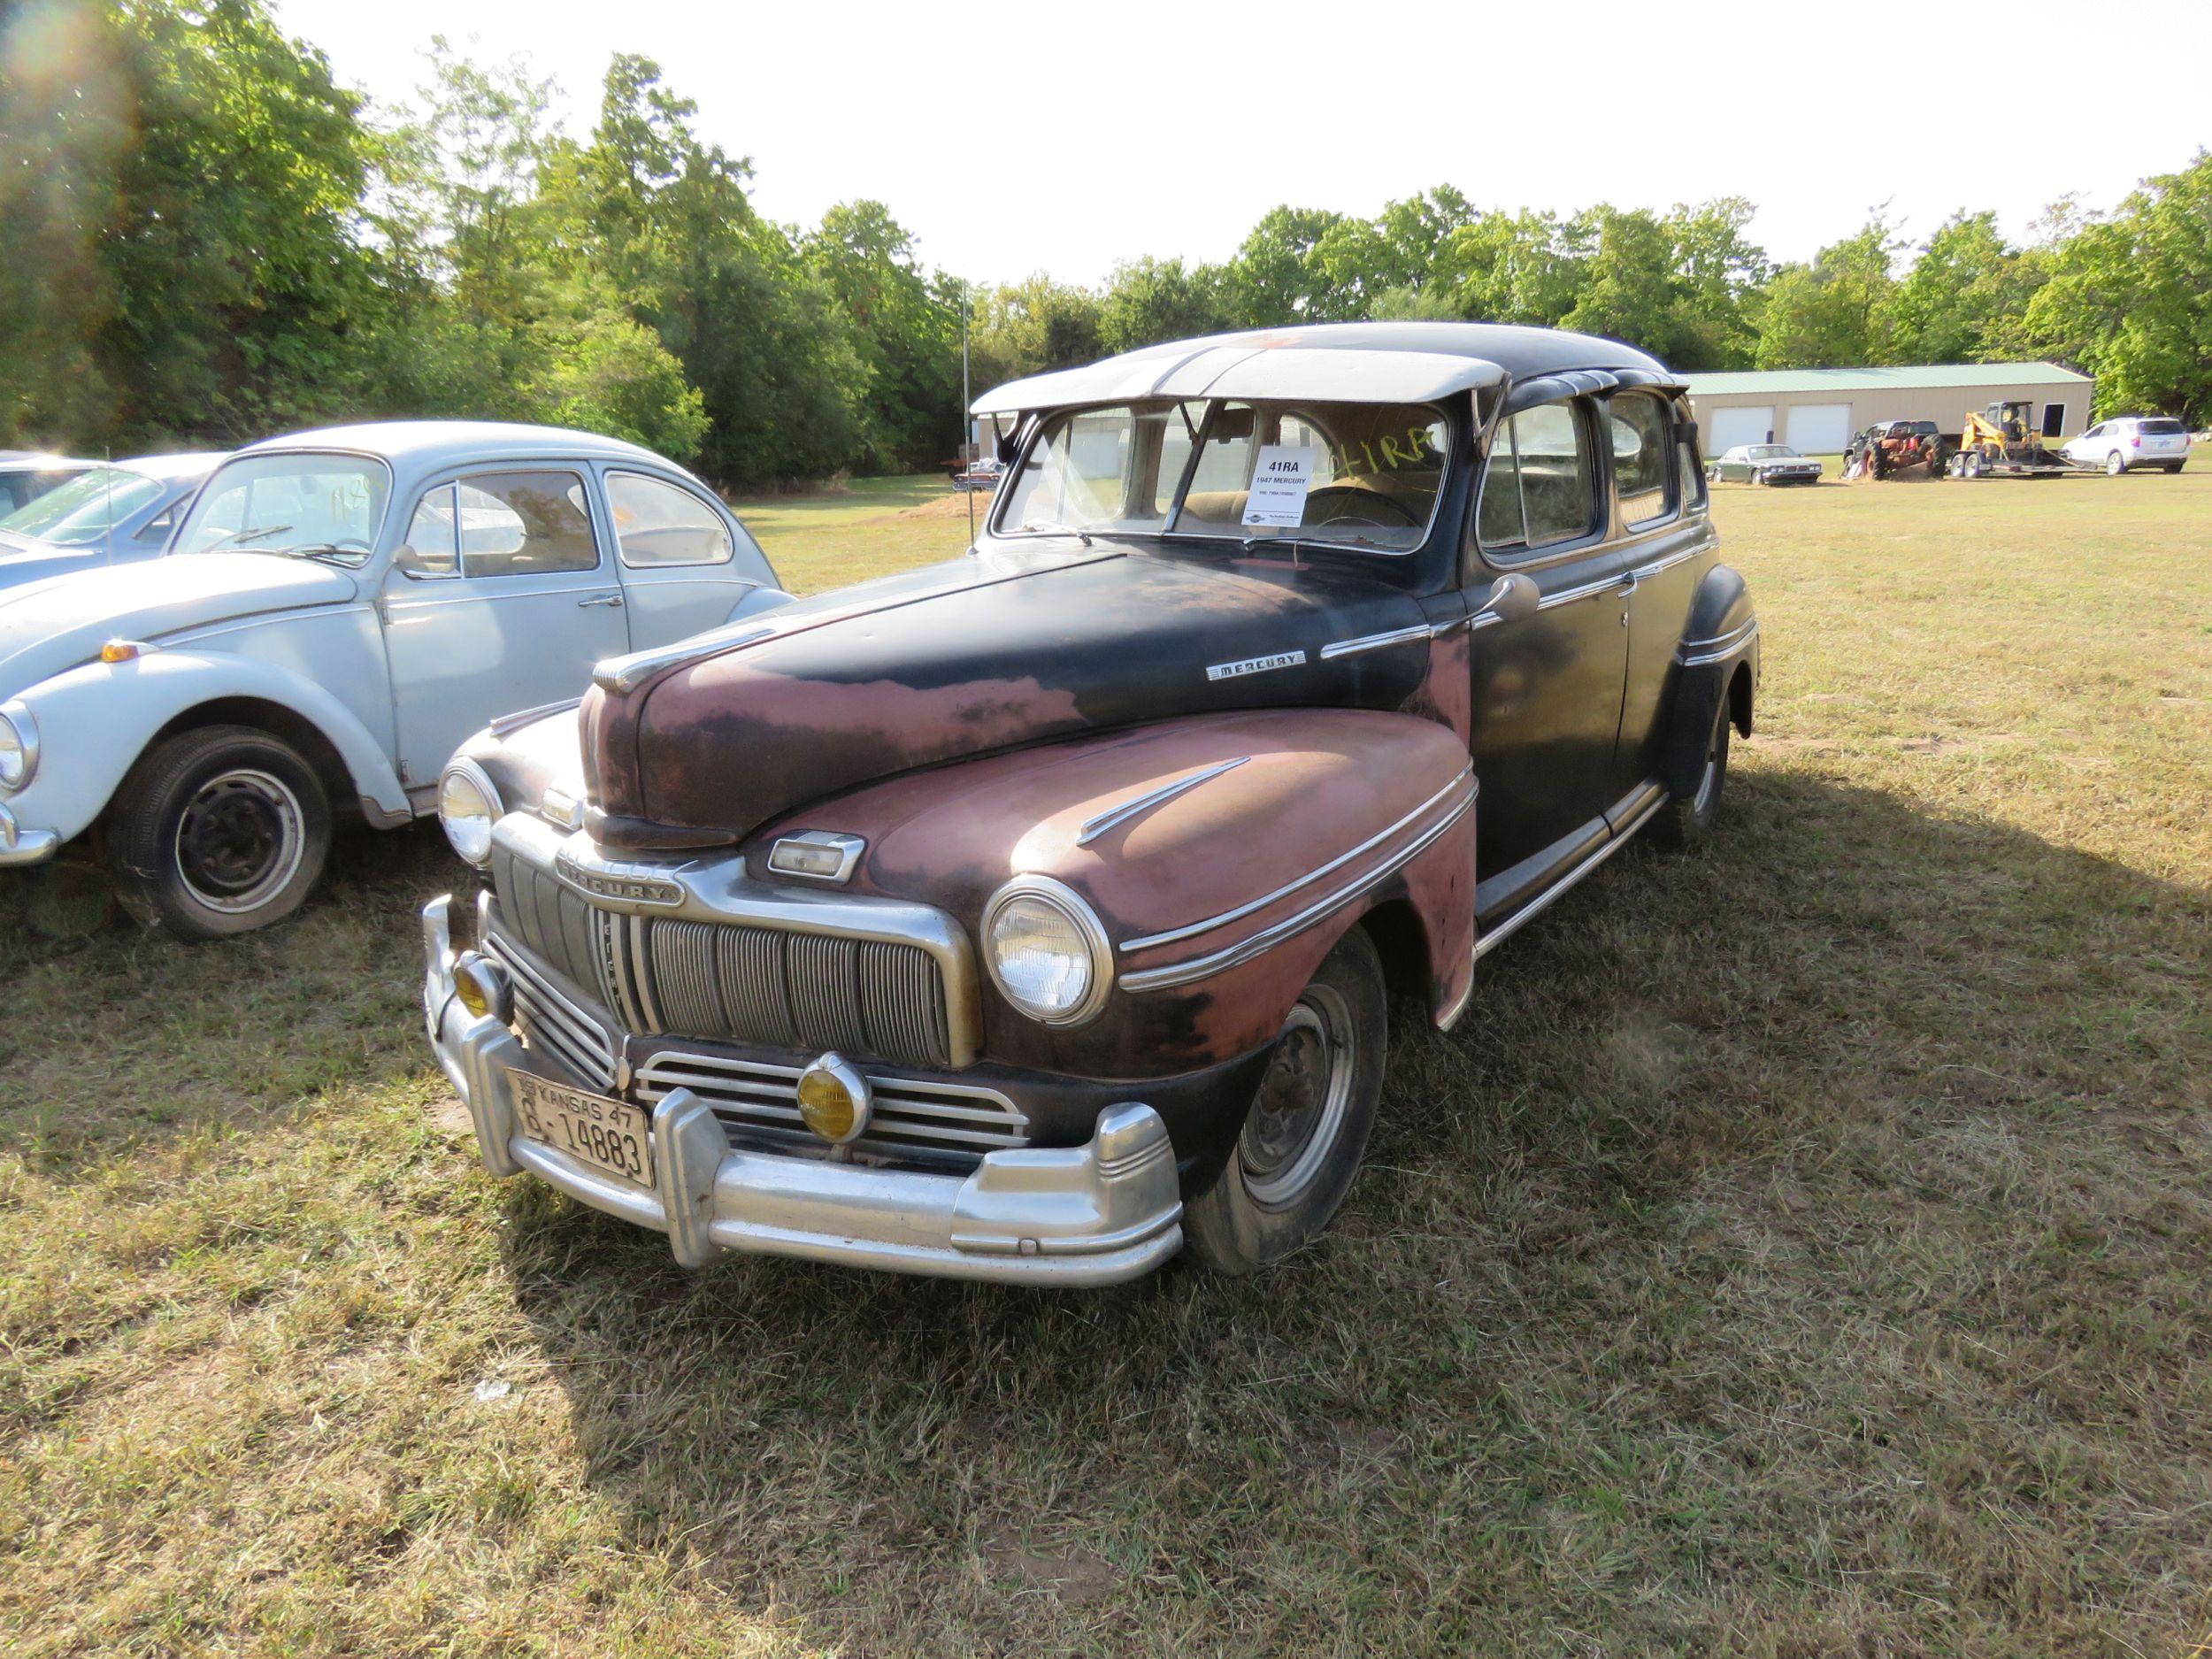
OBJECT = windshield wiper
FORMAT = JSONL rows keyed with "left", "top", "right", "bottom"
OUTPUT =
{"left": 1020, "top": 519, "right": 1094, "bottom": 546}
{"left": 198, "top": 522, "right": 295, "bottom": 551}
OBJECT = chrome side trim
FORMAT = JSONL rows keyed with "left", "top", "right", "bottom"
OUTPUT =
{"left": 488, "top": 696, "right": 582, "bottom": 739}
{"left": 491, "top": 811, "right": 983, "bottom": 1069}
{"left": 1630, "top": 546, "right": 1702, "bottom": 580}
{"left": 1472, "top": 787, "right": 1666, "bottom": 960}
{"left": 1119, "top": 768, "right": 1475, "bottom": 956}
{"left": 1075, "top": 757, "right": 1248, "bottom": 845}
{"left": 1121, "top": 786, "right": 1474, "bottom": 993}
{"left": 1318, "top": 625, "right": 1431, "bottom": 661}
{"left": 1676, "top": 618, "right": 1759, "bottom": 666}
{"left": 1537, "top": 575, "right": 1622, "bottom": 610}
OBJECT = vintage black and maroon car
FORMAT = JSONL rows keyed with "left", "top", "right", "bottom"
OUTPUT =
{"left": 420, "top": 323, "right": 1760, "bottom": 1285}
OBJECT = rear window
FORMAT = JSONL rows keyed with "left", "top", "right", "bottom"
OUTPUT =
{"left": 2139, "top": 419, "right": 2185, "bottom": 434}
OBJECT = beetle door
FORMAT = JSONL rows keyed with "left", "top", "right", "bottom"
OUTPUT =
{"left": 380, "top": 467, "right": 631, "bottom": 790}
{"left": 1463, "top": 396, "right": 1632, "bottom": 915}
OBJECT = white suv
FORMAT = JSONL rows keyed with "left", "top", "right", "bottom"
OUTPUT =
{"left": 2062, "top": 416, "right": 2191, "bottom": 475}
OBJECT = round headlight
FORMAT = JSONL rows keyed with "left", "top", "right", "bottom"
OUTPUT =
{"left": 0, "top": 703, "right": 35, "bottom": 795}
{"left": 983, "top": 875, "right": 1112, "bottom": 1025}
{"left": 437, "top": 759, "right": 502, "bottom": 867}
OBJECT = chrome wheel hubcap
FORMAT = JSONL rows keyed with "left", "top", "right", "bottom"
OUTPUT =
{"left": 1240, "top": 985, "right": 1356, "bottom": 1208}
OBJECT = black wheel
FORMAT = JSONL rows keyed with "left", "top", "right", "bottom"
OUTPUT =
{"left": 1183, "top": 926, "right": 1386, "bottom": 1275}
{"left": 2163, "top": 463, "right": 2185, "bottom": 475}
{"left": 1655, "top": 689, "right": 1732, "bottom": 849}
{"left": 103, "top": 725, "right": 331, "bottom": 940}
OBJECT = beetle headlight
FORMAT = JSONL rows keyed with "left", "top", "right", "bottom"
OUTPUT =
{"left": 437, "top": 758, "right": 503, "bottom": 868}
{"left": 982, "top": 874, "right": 1112, "bottom": 1025}
{"left": 0, "top": 703, "right": 36, "bottom": 795}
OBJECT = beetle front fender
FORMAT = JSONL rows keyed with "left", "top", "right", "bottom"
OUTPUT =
{"left": 3, "top": 649, "right": 407, "bottom": 849}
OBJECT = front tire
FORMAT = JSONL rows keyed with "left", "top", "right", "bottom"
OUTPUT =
{"left": 103, "top": 725, "right": 331, "bottom": 940}
{"left": 1183, "top": 926, "right": 1386, "bottom": 1275}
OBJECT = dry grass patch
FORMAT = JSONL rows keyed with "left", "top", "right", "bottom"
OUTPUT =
{"left": 3, "top": 472, "right": 2208, "bottom": 1655}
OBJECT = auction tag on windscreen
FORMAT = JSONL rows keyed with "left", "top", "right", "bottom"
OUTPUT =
{"left": 1241, "top": 445, "right": 1317, "bottom": 527}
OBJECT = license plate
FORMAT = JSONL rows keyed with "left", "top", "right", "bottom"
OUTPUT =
{"left": 510, "top": 1070, "right": 655, "bottom": 1191}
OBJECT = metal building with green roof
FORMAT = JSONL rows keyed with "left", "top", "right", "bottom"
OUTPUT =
{"left": 1680, "top": 361, "right": 2094, "bottom": 456}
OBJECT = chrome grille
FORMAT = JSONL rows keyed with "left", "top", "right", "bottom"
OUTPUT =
{"left": 634, "top": 1048, "right": 1027, "bottom": 1169}
{"left": 484, "top": 933, "right": 619, "bottom": 1092}
{"left": 487, "top": 851, "right": 955, "bottom": 1070}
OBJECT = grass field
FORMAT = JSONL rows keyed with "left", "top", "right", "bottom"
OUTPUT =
{"left": 4, "top": 472, "right": 2209, "bottom": 1656}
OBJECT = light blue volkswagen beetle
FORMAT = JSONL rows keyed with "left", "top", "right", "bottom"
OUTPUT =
{"left": 0, "top": 420, "right": 790, "bottom": 938}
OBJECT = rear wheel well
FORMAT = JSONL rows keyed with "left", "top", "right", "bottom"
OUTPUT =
{"left": 139, "top": 699, "right": 359, "bottom": 822}
{"left": 1728, "top": 661, "right": 1754, "bottom": 738}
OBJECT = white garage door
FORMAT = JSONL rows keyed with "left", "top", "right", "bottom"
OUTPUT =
{"left": 1785, "top": 403, "right": 1853, "bottom": 455}
{"left": 1707, "top": 405, "right": 1775, "bottom": 453}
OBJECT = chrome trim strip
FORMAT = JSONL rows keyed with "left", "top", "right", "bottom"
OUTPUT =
{"left": 1121, "top": 788, "right": 1473, "bottom": 993}
{"left": 1676, "top": 618, "right": 1759, "bottom": 666}
{"left": 1075, "top": 757, "right": 1248, "bottom": 845}
{"left": 490, "top": 811, "right": 983, "bottom": 1069}
{"left": 1119, "top": 768, "right": 1475, "bottom": 956}
{"left": 1629, "top": 546, "right": 1701, "bottom": 580}
{"left": 592, "top": 623, "right": 779, "bottom": 695}
{"left": 1536, "top": 575, "right": 1622, "bottom": 610}
{"left": 1472, "top": 788, "right": 1666, "bottom": 960}
{"left": 1318, "top": 625, "right": 1431, "bottom": 661}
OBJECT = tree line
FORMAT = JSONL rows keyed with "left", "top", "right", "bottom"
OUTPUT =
{"left": 4, "top": 1, "right": 2208, "bottom": 489}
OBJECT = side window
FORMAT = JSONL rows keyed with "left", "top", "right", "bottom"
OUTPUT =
{"left": 1477, "top": 402, "right": 1594, "bottom": 555}
{"left": 1609, "top": 395, "right": 1673, "bottom": 527}
{"left": 454, "top": 471, "right": 598, "bottom": 578}
{"left": 607, "top": 471, "right": 733, "bottom": 568}
{"left": 137, "top": 502, "right": 180, "bottom": 541}
{"left": 1677, "top": 425, "right": 1707, "bottom": 513}
{"left": 403, "top": 483, "right": 461, "bottom": 575}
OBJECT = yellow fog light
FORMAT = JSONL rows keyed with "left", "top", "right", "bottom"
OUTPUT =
{"left": 796, "top": 1053, "right": 872, "bottom": 1145}
{"left": 453, "top": 952, "right": 511, "bottom": 1024}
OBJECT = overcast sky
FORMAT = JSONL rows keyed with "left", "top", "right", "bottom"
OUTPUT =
{"left": 273, "top": 0, "right": 2211, "bottom": 288}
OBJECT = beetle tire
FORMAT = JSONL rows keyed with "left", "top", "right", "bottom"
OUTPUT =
{"left": 1182, "top": 926, "right": 1386, "bottom": 1276}
{"left": 1654, "top": 690, "right": 1732, "bottom": 849}
{"left": 104, "top": 724, "right": 332, "bottom": 941}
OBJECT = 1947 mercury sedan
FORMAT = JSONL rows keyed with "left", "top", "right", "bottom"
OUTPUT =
{"left": 422, "top": 323, "right": 1761, "bottom": 1284}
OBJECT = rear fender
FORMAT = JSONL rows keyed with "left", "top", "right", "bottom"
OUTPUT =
{"left": 1663, "top": 565, "right": 1759, "bottom": 797}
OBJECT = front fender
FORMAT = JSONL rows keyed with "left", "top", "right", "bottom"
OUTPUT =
{"left": 751, "top": 707, "right": 1478, "bottom": 1087}
{"left": 3, "top": 649, "right": 406, "bottom": 848}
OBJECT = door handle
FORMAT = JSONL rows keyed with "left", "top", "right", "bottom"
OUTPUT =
{"left": 1617, "top": 572, "right": 1640, "bottom": 595}
{"left": 579, "top": 593, "right": 625, "bottom": 609}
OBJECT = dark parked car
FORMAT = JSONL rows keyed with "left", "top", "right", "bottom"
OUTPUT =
{"left": 422, "top": 322, "right": 1761, "bottom": 1285}
{"left": 1708, "top": 442, "right": 1823, "bottom": 485}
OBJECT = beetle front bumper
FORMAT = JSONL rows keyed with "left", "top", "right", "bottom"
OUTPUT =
{"left": 0, "top": 803, "right": 59, "bottom": 865}
{"left": 421, "top": 896, "right": 1185, "bottom": 1286}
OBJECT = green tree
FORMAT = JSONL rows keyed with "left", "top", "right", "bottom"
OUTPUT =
{"left": 1221, "top": 205, "right": 1353, "bottom": 326}
{"left": 1890, "top": 211, "right": 2039, "bottom": 364}
{"left": 806, "top": 201, "right": 962, "bottom": 469}
{"left": 969, "top": 275, "right": 1104, "bottom": 386}
{"left": 1754, "top": 214, "right": 1905, "bottom": 368}
{"left": 0, "top": 0, "right": 392, "bottom": 448}
{"left": 1097, "top": 257, "right": 1233, "bottom": 355}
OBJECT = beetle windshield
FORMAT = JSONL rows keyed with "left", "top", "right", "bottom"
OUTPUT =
{"left": 174, "top": 452, "right": 390, "bottom": 565}
{"left": 995, "top": 399, "right": 1450, "bottom": 554}
{"left": 0, "top": 466, "right": 164, "bottom": 545}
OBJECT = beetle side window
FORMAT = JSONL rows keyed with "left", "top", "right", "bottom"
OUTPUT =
{"left": 1478, "top": 403, "right": 1595, "bottom": 555}
{"left": 1609, "top": 395, "right": 1674, "bottom": 527}
{"left": 607, "top": 471, "right": 734, "bottom": 567}
{"left": 403, "top": 484, "right": 461, "bottom": 575}
{"left": 452, "top": 472, "right": 599, "bottom": 578}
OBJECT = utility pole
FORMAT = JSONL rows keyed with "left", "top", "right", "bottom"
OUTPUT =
{"left": 961, "top": 282, "right": 975, "bottom": 543}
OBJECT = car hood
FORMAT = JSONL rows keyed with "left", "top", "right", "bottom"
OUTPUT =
{"left": 0, "top": 552, "right": 360, "bottom": 695}
{"left": 580, "top": 540, "right": 1432, "bottom": 849}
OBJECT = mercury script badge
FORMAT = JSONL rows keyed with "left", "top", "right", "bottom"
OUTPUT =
{"left": 1206, "top": 650, "right": 1306, "bottom": 683}
{"left": 554, "top": 852, "right": 684, "bottom": 907}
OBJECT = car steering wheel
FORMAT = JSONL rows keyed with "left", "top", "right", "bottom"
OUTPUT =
{"left": 1303, "top": 486, "right": 1420, "bottom": 528}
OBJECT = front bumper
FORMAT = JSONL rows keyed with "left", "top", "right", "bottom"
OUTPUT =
{"left": 421, "top": 896, "right": 1185, "bottom": 1286}
{"left": 0, "top": 803, "right": 59, "bottom": 866}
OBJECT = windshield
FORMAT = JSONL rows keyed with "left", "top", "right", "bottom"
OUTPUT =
{"left": 0, "top": 467, "right": 165, "bottom": 545}
{"left": 1747, "top": 445, "right": 1797, "bottom": 459}
{"left": 995, "top": 399, "right": 1450, "bottom": 554}
{"left": 174, "top": 452, "right": 390, "bottom": 565}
